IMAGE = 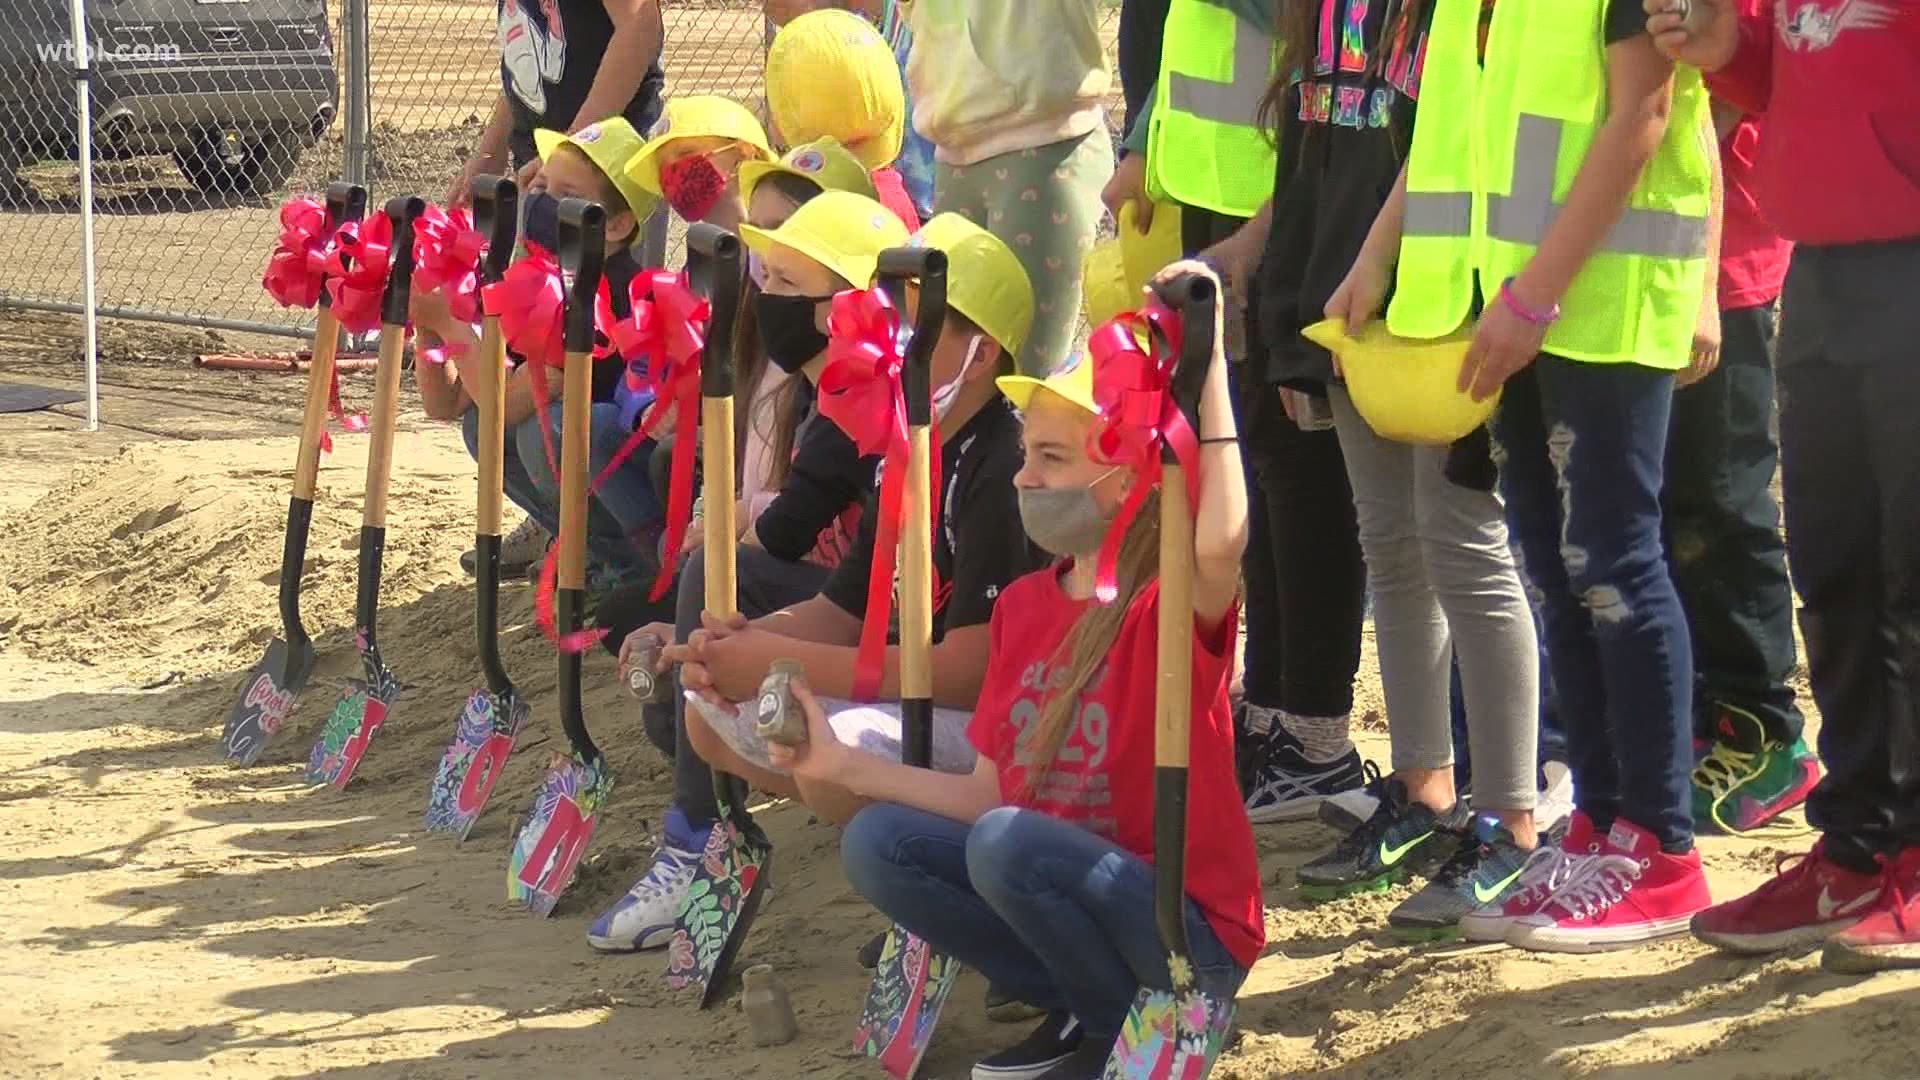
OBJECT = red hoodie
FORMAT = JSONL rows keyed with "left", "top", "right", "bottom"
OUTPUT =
{"left": 1707, "top": 0, "right": 1920, "bottom": 246}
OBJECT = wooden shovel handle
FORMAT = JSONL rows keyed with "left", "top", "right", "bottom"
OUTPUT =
{"left": 702, "top": 396, "right": 739, "bottom": 619}
{"left": 292, "top": 310, "right": 340, "bottom": 502}
{"left": 558, "top": 348, "right": 593, "bottom": 590}
{"left": 475, "top": 315, "right": 507, "bottom": 538}
{"left": 360, "top": 326, "right": 405, "bottom": 528}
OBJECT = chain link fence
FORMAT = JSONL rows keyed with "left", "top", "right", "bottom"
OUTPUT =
{"left": 0, "top": 0, "right": 1123, "bottom": 342}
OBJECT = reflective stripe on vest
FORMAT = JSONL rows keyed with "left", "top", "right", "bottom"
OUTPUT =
{"left": 1404, "top": 116, "right": 1708, "bottom": 260}
{"left": 1146, "top": 0, "right": 1279, "bottom": 218}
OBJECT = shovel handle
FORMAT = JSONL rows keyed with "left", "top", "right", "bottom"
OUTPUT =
{"left": 687, "top": 224, "right": 743, "bottom": 400}
{"left": 555, "top": 199, "right": 607, "bottom": 766}
{"left": 292, "top": 184, "right": 366, "bottom": 500}
{"left": 361, "top": 196, "right": 428, "bottom": 530}
{"left": 320, "top": 182, "right": 369, "bottom": 312}
{"left": 1146, "top": 269, "right": 1217, "bottom": 968}
{"left": 470, "top": 175, "right": 519, "bottom": 285}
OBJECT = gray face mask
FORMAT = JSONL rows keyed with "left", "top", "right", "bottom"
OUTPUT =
{"left": 1017, "top": 474, "right": 1118, "bottom": 558}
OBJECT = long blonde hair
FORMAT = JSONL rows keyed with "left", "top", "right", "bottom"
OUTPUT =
{"left": 1020, "top": 485, "right": 1162, "bottom": 792}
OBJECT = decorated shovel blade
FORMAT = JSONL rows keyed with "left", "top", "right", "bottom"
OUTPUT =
{"left": 506, "top": 752, "right": 614, "bottom": 917}
{"left": 664, "top": 817, "right": 773, "bottom": 1007}
{"left": 1101, "top": 978, "right": 1235, "bottom": 1080}
{"left": 853, "top": 927, "right": 964, "bottom": 1080}
{"left": 223, "top": 637, "right": 311, "bottom": 766}
{"left": 306, "top": 642, "right": 399, "bottom": 789}
{"left": 425, "top": 689, "right": 529, "bottom": 840}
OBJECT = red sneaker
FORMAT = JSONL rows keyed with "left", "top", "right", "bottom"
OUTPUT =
{"left": 1508, "top": 818, "right": 1711, "bottom": 953}
{"left": 1692, "top": 840, "right": 1883, "bottom": 954}
{"left": 1459, "top": 811, "right": 1604, "bottom": 943}
{"left": 1823, "top": 847, "right": 1920, "bottom": 975}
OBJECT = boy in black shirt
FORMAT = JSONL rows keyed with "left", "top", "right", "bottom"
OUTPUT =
{"left": 588, "top": 213, "right": 1044, "bottom": 952}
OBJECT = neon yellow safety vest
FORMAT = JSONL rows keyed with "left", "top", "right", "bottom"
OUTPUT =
{"left": 1385, "top": 0, "right": 1712, "bottom": 368}
{"left": 1146, "top": 0, "right": 1279, "bottom": 218}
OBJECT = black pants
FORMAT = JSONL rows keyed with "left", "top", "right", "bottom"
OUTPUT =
{"left": 1776, "top": 238, "right": 1920, "bottom": 868}
{"left": 648, "top": 545, "right": 830, "bottom": 825}
{"left": 1663, "top": 303, "right": 1805, "bottom": 745}
{"left": 1184, "top": 205, "right": 1367, "bottom": 721}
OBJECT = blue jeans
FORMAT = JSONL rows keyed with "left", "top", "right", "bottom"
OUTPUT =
{"left": 460, "top": 403, "right": 662, "bottom": 575}
{"left": 1490, "top": 355, "right": 1695, "bottom": 852}
{"left": 842, "top": 804, "right": 1248, "bottom": 1041}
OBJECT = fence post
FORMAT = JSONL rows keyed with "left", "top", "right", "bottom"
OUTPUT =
{"left": 66, "top": 0, "right": 100, "bottom": 431}
{"left": 342, "top": 0, "right": 372, "bottom": 187}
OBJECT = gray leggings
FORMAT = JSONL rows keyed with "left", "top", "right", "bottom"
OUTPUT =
{"left": 1330, "top": 387, "right": 1539, "bottom": 811}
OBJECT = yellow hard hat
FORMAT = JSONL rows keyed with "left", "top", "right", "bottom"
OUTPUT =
{"left": 737, "top": 137, "right": 878, "bottom": 205}
{"left": 766, "top": 8, "right": 905, "bottom": 171}
{"left": 997, "top": 346, "right": 1097, "bottom": 417}
{"left": 909, "top": 213, "right": 1033, "bottom": 359}
{"left": 533, "top": 118, "right": 660, "bottom": 222}
{"left": 624, "top": 96, "right": 773, "bottom": 195}
{"left": 737, "top": 189, "right": 910, "bottom": 290}
{"left": 1082, "top": 200, "right": 1181, "bottom": 329}
{"left": 1300, "top": 317, "right": 1496, "bottom": 445}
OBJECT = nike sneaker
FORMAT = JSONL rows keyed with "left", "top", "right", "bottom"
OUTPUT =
{"left": 1242, "top": 730, "right": 1369, "bottom": 824}
{"left": 1460, "top": 810, "right": 1601, "bottom": 942}
{"left": 1691, "top": 704, "right": 1821, "bottom": 832}
{"left": 1693, "top": 839, "right": 1884, "bottom": 955}
{"left": 1824, "top": 846, "right": 1920, "bottom": 975}
{"left": 1507, "top": 818, "right": 1711, "bottom": 953}
{"left": 1295, "top": 777, "right": 1462, "bottom": 902}
{"left": 1388, "top": 815, "right": 1536, "bottom": 942}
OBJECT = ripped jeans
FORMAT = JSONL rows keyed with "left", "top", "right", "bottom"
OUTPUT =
{"left": 1491, "top": 355, "right": 1695, "bottom": 852}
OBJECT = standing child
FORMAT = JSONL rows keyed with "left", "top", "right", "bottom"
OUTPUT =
{"left": 1650, "top": 0, "right": 1920, "bottom": 972}
{"left": 1337, "top": 0, "right": 1722, "bottom": 952}
{"left": 773, "top": 260, "right": 1259, "bottom": 1080}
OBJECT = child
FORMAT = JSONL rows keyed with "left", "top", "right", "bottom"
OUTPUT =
{"left": 1333, "top": 0, "right": 1720, "bottom": 952}
{"left": 588, "top": 210, "right": 1044, "bottom": 950}
{"left": 1650, "top": 0, "right": 1920, "bottom": 971}
{"left": 764, "top": 8, "right": 922, "bottom": 230}
{"left": 415, "top": 118, "right": 664, "bottom": 587}
{"left": 772, "top": 259, "right": 1258, "bottom": 1080}
{"left": 1668, "top": 97, "right": 1816, "bottom": 834}
{"left": 1244, "top": 0, "right": 1542, "bottom": 944}
{"left": 623, "top": 95, "right": 774, "bottom": 231}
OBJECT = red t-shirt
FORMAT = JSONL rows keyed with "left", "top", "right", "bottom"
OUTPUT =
{"left": 966, "top": 567, "right": 1265, "bottom": 970}
{"left": 1717, "top": 113, "right": 1792, "bottom": 312}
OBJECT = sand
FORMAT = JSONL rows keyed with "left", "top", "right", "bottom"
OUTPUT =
{"left": 3, "top": 312, "right": 1919, "bottom": 1079}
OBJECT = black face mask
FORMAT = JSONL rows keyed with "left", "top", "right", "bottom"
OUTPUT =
{"left": 754, "top": 291, "right": 832, "bottom": 375}
{"left": 521, "top": 191, "right": 562, "bottom": 254}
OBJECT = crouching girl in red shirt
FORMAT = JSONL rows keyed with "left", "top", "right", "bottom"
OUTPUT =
{"left": 771, "top": 262, "right": 1261, "bottom": 1080}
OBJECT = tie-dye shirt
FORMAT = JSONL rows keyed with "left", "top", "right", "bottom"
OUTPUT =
{"left": 877, "top": 0, "right": 937, "bottom": 220}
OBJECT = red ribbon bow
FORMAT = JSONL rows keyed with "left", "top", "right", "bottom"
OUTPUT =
{"left": 412, "top": 204, "right": 486, "bottom": 326}
{"left": 1085, "top": 303, "right": 1201, "bottom": 603}
{"left": 262, "top": 196, "right": 333, "bottom": 310}
{"left": 817, "top": 287, "right": 942, "bottom": 702}
{"left": 323, "top": 212, "right": 395, "bottom": 335}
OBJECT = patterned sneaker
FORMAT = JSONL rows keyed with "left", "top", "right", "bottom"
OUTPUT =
{"left": 1295, "top": 777, "right": 1462, "bottom": 902}
{"left": 1822, "top": 847, "right": 1920, "bottom": 975}
{"left": 1389, "top": 815, "right": 1537, "bottom": 942}
{"left": 462, "top": 515, "right": 551, "bottom": 576}
{"left": 1460, "top": 811, "right": 1601, "bottom": 942}
{"left": 1242, "top": 729, "right": 1368, "bottom": 824}
{"left": 1693, "top": 840, "right": 1884, "bottom": 954}
{"left": 1691, "top": 705, "right": 1821, "bottom": 832}
{"left": 1507, "top": 818, "right": 1712, "bottom": 953}
{"left": 586, "top": 807, "right": 711, "bottom": 952}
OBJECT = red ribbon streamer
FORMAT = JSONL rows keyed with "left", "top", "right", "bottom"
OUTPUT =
{"left": 1084, "top": 303, "right": 1202, "bottom": 603}
{"left": 262, "top": 196, "right": 333, "bottom": 310}
{"left": 817, "top": 287, "right": 941, "bottom": 702}
{"left": 323, "top": 213, "right": 395, "bottom": 335}
{"left": 411, "top": 204, "right": 486, "bottom": 326}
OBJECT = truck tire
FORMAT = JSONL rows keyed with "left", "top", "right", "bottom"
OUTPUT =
{"left": 173, "top": 129, "right": 302, "bottom": 197}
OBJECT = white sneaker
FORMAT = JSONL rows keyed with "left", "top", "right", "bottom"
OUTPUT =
{"left": 462, "top": 515, "right": 552, "bottom": 577}
{"left": 1537, "top": 760, "right": 1575, "bottom": 833}
{"left": 586, "top": 832, "right": 705, "bottom": 952}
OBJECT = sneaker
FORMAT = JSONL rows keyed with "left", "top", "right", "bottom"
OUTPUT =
{"left": 463, "top": 516, "right": 551, "bottom": 576}
{"left": 1536, "top": 760, "right": 1575, "bottom": 833}
{"left": 1389, "top": 816, "right": 1537, "bottom": 942}
{"left": 1460, "top": 811, "right": 1602, "bottom": 942}
{"left": 856, "top": 929, "right": 887, "bottom": 970}
{"left": 585, "top": 807, "right": 711, "bottom": 952}
{"left": 1692, "top": 705, "right": 1821, "bottom": 833}
{"left": 986, "top": 984, "right": 1047, "bottom": 1024}
{"left": 1822, "top": 847, "right": 1920, "bottom": 975}
{"left": 1031, "top": 1041, "right": 1111, "bottom": 1079}
{"left": 1692, "top": 840, "right": 1884, "bottom": 954}
{"left": 973, "top": 1011, "right": 1083, "bottom": 1080}
{"left": 1242, "top": 730, "right": 1367, "bottom": 824}
{"left": 1295, "top": 777, "right": 1462, "bottom": 902}
{"left": 1506, "top": 818, "right": 1711, "bottom": 953}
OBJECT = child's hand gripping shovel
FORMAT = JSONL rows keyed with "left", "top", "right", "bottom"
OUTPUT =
{"left": 506, "top": 198, "right": 618, "bottom": 916}
{"left": 852, "top": 247, "right": 962, "bottom": 1080}
{"left": 223, "top": 180, "right": 366, "bottom": 766}
{"left": 662, "top": 223, "right": 774, "bottom": 1008}
{"left": 1103, "top": 271, "right": 1235, "bottom": 1080}
{"left": 306, "top": 194, "right": 428, "bottom": 789}
{"left": 426, "top": 175, "right": 527, "bottom": 838}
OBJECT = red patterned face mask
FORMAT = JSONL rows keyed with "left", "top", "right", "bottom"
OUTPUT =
{"left": 657, "top": 152, "right": 725, "bottom": 221}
